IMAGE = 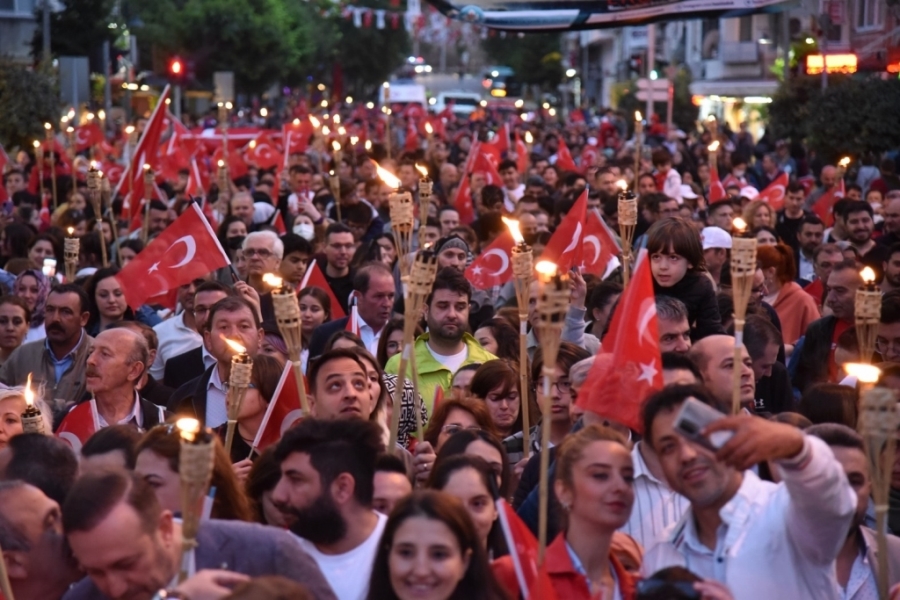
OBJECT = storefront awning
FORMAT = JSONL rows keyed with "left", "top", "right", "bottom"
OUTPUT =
{"left": 689, "top": 79, "right": 780, "bottom": 99}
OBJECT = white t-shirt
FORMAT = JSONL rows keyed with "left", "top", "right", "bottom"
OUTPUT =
{"left": 503, "top": 183, "right": 526, "bottom": 212}
{"left": 295, "top": 511, "right": 388, "bottom": 600}
{"left": 426, "top": 343, "right": 469, "bottom": 374}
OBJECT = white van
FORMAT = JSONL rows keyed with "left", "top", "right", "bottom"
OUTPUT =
{"left": 379, "top": 80, "right": 427, "bottom": 107}
{"left": 432, "top": 91, "right": 483, "bottom": 116}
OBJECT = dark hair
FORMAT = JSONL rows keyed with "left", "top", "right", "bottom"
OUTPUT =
{"left": 307, "top": 348, "right": 368, "bottom": 393}
{"left": 245, "top": 446, "right": 283, "bottom": 524}
{"left": 366, "top": 490, "right": 507, "bottom": 600}
{"left": 656, "top": 295, "right": 689, "bottom": 323}
{"left": 375, "top": 452, "right": 409, "bottom": 476}
{"left": 474, "top": 318, "right": 519, "bottom": 362}
{"left": 531, "top": 342, "right": 591, "bottom": 391}
{"left": 281, "top": 233, "right": 313, "bottom": 258}
{"left": 423, "top": 397, "right": 498, "bottom": 449}
{"left": 136, "top": 427, "right": 253, "bottom": 521}
{"left": 652, "top": 148, "right": 673, "bottom": 167}
{"left": 661, "top": 352, "right": 702, "bottom": 382}
{"left": 352, "top": 261, "right": 394, "bottom": 294}
{"left": 376, "top": 317, "right": 423, "bottom": 368}
{"left": 118, "top": 238, "right": 145, "bottom": 257}
{"left": 786, "top": 181, "right": 805, "bottom": 195}
{"left": 298, "top": 287, "right": 332, "bottom": 326}
{"left": 638, "top": 566, "right": 702, "bottom": 600}
{"left": 48, "top": 282, "right": 90, "bottom": 314}
{"left": 205, "top": 296, "right": 260, "bottom": 332}
{"left": 325, "top": 222, "right": 354, "bottom": 241}
{"left": 427, "top": 267, "right": 472, "bottom": 305}
{"left": 469, "top": 359, "right": 523, "bottom": 435}
{"left": 81, "top": 424, "right": 142, "bottom": 469}
{"left": 274, "top": 417, "right": 384, "bottom": 506}
{"left": 757, "top": 243, "right": 797, "bottom": 285}
{"left": 498, "top": 159, "right": 517, "bottom": 173}
{"left": 195, "top": 280, "right": 232, "bottom": 297}
{"left": 27, "top": 233, "right": 62, "bottom": 263}
{"left": 742, "top": 314, "right": 783, "bottom": 361}
{"left": 0, "top": 295, "right": 31, "bottom": 324}
{"left": 806, "top": 422, "right": 866, "bottom": 451}
{"left": 435, "top": 429, "right": 510, "bottom": 500}
{"left": 4, "top": 223, "right": 35, "bottom": 259}
{"left": 62, "top": 469, "right": 161, "bottom": 536}
{"left": 646, "top": 217, "right": 705, "bottom": 271}
{"left": 841, "top": 200, "right": 873, "bottom": 221}
{"left": 587, "top": 281, "right": 623, "bottom": 315}
{"left": 85, "top": 266, "right": 134, "bottom": 331}
{"left": 3, "top": 433, "right": 78, "bottom": 505}
{"left": 883, "top": 291, "right": 900, "bottom": 325}
{"left": 643, "top": 384, "right": 725, "bottom": 448}
{"left": 800, "top": 214, "right": 824, "bottom": 230}
{"left": 324, "top": 330, "right": 365, "bottom": 353}
{"left": 797, "top": 383, "right": 858, "bottom": 428}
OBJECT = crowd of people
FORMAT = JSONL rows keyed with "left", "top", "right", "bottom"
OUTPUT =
{"left": 1, "top": 98, "right": 900, "bottom": 600}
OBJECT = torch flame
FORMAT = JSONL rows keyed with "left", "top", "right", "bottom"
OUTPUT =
{"left": 67, "top": 227, "right": 74, "bottom": 236}
{"left": 332, "top": 141, "right": 341, "bottom": 152}
{"left": 839, "top": 156, "right": 851, "bottom": 168}
{"left": 350, "top": 136, "right": 359, "bottom": 146}
{"left": 365, "top": 140, "right": 372, "bottom": 151}
{"left": 502, "top": 217, "right": 525, "bottom": 245}
{"left": 708, "top": 141, "right": 720, "bottom": 153}
{"left": 262, "top": 273, "right": 283, "bottom": 288}
{"left": 125, "top": 125, "right": 135, "bottom": 135}
{"left": 222, "top": 337, "right": 248, "bottom": 355}
{"left": 524, "top": 131, "right": 533, "bottom": 145}
{"left": 844, "top": 362, "right": 881, "bottom": 384}
{"left": 322, "top": 125, "right": 330, "bottom": 136}
{"left": 635, "top": 110, "right": 642, "bottom": 121}
{"left": 24, "top": 373, "right": 34, "bottom": 407}
{"left": 535, "top": 261, "right": 558, "bottom": 279}
{"left": 176, "top": 417, "right": 201, "bottom": 442}
{"left": 143, "top": 163, "right": 151, "bottom": 172}
{"left": 338, "top": 126, "right": 346, "bottom": 136}
{"left": 416, "top": 164, "right": 429, "bottom": 178}
{"left": 616, "top": 179, "right": 628, "bottom": 191}
{"left": 44, "top": 122, "right": 51, "bottom": 130}
{"left": 375, "top": 163, "right": 402, "bottom": 189}
{"left": 861, "top": 266, "right": 876, "bottom": 284}
{"left": 292, "top": 118, "right": 301, "bottom": 126}
{"left": 424, "top": 122, "right": 433, "bottom": 135}
{"left": 33, "top": 140, "right": 40, "bottom": 149}
{"left": 309, "top": 116, "right": 321, "bottom": 129}
{"left": 732, "top": 217, "right": 747, "bottom": 233}
{"left": 333, "top": 114, "right": 341, "bottom": 125}
{"left": 249, "top": 140, "right": 257, "bottom": 149}
{"left": 217, "top": 159, "right": 225, "bottom": 168}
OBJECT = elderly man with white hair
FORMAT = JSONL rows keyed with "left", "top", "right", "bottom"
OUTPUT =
{"left": 242, "top": 230, "right": 283, "bottom": 295}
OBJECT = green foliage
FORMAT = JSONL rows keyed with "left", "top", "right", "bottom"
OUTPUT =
{"left": 31, "top": 0, "right": 117, "bottom": 60}
{"left": 481, "top": 33, "right": 563, "bottom": 89}
{"left": 769, "top": 76, "right": 900, "bottom": 162}
{"left": 0, "top": 62, "right": 59, "bottom": 148}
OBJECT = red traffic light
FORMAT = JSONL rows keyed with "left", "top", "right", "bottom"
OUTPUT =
{"left": 169, "top": 58, "right": 183, "bottom": 76}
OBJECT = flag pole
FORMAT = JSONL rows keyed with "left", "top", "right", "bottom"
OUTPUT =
{"left": 534, "top": 261, "right": 570, "bottom": 563}
{"left": 141, "top": 165, "right": 154, "bottom": 244}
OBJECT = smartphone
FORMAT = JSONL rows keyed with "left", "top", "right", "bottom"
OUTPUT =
{"left": 42, "top": 258, "right": 57, "bottom": 278}
{"left": 673, "top": 397, "right": 733, "bottom": 452}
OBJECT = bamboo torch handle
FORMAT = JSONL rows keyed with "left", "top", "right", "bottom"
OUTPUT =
{"left": 519, "top": 318, "right": 530, "bottom": 460}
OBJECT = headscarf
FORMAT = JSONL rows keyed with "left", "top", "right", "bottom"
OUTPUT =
{"left": 14, "top": 269, "right": 51, "bottom": 328}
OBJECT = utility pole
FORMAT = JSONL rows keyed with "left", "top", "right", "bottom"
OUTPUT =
{"left": 645, "top": 23, "right": 656, "bottom": 121}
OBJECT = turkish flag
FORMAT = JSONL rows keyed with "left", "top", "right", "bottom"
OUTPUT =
{"left": 483, "top": 123, "right": 511, "bottom": 156}
{"left": 757, "top": 173, "right": 789, "bottom": 211}
{"left": 211, "top": 146, "right": 249, "bottom": 181}
{"left": 708, "top": 157, "right": 728, "bottom": 205}
{"left": 115, "top": 203, "right": 231, "bottom": 309}
{"left": 271, "top": 211, "right": 287, "bottom": 235}
{"left": 515, "top": 132, "right": 529, "bottom": 174}
{"left": 581, "top": 210, "right": 619, "bottom": 277}
{"left": 580, "top": 143, "right": 600, "bottom": 175}
{"left": 555, "top": 138, "right": 578, "bottom": 173}
{"left": 251, "top": 362, "right": 305, "bottom": 452}
{"left": 812, "top": 180, "right": 845, "bottom": 227}
{"left": 300, "top": 261, "right": 346, "bottom": 319}
{"left": 465, "top": 230, "right": 515, "bottom": 290}
{"left": 541, "top": 190, "right": 587, "bottom": 272}
{"left": 496, "top": 499, "right": 559, "bottom": 600}
{"left": 57, "top": 400, "right": 100, "bottom": 453}
{"left": 74, "top": 123, "right": 104, "bottom": 152}
{"left": 453, "top": 174, "right": 475, "bottom": 224}
{"left": 576, "top": 250, "right": 664, "bottom": 433}
{"left": 185, "top": 158, "right": 208, "bottom": 199}
{"left": 346, "top": 298, "right": 360, "bottom": 335}
{"left": 404, "top": 120, "right": 419, "bottom": 153}
{"left": 281, "top": 118, "right": 315, "bottom": 155}
{"left": 112, "top": 85, "right": 171, "bottom": 220}
{"left": 166, "top": 113, "right": 200, "bottom": 157}
{"left": 102, "top": 161, "right": 125, "bottom": 185}
{"left": 246, "top": 133, "right": 282, "bottom": 170}
{"left": 472, "top": 152, "right": 503, "bottom": 186}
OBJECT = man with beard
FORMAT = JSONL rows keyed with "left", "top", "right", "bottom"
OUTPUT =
{"left": 795, "top": 216, "right": 824, "bottom": 283}
{"left": 384, "top": 268, "right": 495, "bottom": 412}
{"left": 807, "top": 424, "right": 900, "bottom": 597}
{"left": 271, "top": 417, "right": 385, "bottom": 600}
{"left": 842, "top": 202, "right": 883, "bottom": 275}
{"left": 0, "top": 284, "right": 92, "bottom": 415}
{"left": 61, "top": 469, "right": 336, "bottom": 600}
{"left": 881, "top": 245, "right": 900, "bottom": 294}
{"left": 641, "top": 384, "right": 856, "bottom": 600}
{"left": 0, "top": 481, "right": 82, "bottom": 600}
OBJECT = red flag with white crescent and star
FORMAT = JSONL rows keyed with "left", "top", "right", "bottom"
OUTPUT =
{"left": 300, "top": 261, "right": 347, "bottom": 319}
{"left": 555, "top": 137, "right": 578, "bottom": 173}
{"left": 580, "top": 209, "right": 619, "bottom": 277}
{"left": 251, "top": 361, "right": 305, "bottom": 453}
{"left": 56, "top": 400, "right": 100, "bottom": 453}
{"left": 812, "top": 180, "right": 845, "bottom": 227}
{"left": 540, "top": 190, "right": 587, "bottom": 272}
{"left": 246, "top": 132, "right": 283, "bottom": 170}
{"left": 576, "top": 250, "right": 663, "bottom": 433}
{"left": 74, "top": 122, "right": 104, "bottom": 152}
{"left": 757, "top": 172, "right": 789, "bottom": 211}
{"left": 115, "top": 203, "right": 230, "bottom": 309}
{"left": 465, "top": 230, "right": 515, "bottom": 290}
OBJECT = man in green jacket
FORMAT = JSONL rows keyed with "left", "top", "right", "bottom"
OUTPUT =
{"left": 385, "top": 267, "right": 496, "bottom": 414}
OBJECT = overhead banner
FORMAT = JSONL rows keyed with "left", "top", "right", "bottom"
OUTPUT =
{"left": 427, "top": 0, "right": 791, "bottom": 31}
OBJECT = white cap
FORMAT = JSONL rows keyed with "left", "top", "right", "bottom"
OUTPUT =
{"left": 680, "top": 184, "right": 698, "bottom": 200}
{"left": 701, "top": 226, "right": 733, "bottom": 250}
{"left": 739, "top": 186, "right": 759, "bottom": 200}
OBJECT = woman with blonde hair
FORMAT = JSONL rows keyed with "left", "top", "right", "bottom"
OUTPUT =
{"left": 0, "top": 387, "right": 53, "bottom": 449}
{"left": 743, "top": 199, "right": 774, "bottom": 230}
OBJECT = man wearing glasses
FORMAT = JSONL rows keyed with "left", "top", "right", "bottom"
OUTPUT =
{"left": 149, "top": 277, "right": 207, "bottom": 380}
{"left": 320, "top": 223, "right": 357, "bottom": 314}
{"left": 242, "top": 231, "right": 284, "bottom": 295}
{"left": 161, "top": 281, "right": 231, "bottom": 390}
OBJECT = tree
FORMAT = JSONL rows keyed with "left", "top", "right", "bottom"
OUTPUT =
{"left": 0, "top": 62, "right": 59, "bottom": 149}
{"left": 481, "top": 32, "right": 563, "bottom": 90}
{"left": 769, "top": 76, "right": 900, "bottom": 162}
{"left": 31, "top": 0, "right": 117, "bottom": 63}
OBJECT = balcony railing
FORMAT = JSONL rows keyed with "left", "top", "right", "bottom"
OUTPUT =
{"left": 720, "top": 41, "right": 759, "bottom": 64}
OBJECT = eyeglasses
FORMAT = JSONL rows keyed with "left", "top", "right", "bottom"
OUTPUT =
{"left": 243, "top": 248, "right": 274, "bottom": 258}
{"left": 441, "top": 424, "right": 482, "bottom": 436}
{"left": 537, "top": 378, "right": 572, "bottom": 394}
{"left": 875, "top": 337, "right": 900, "bottom": 356}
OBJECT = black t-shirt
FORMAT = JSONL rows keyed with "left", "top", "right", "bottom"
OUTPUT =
{"left": 323, "top": 268, "right": 354, "bottom": 314}
{"left": 776, "top": 210, "right": 806, "bottom": 252}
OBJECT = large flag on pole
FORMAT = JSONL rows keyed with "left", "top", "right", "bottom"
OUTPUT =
{"left": 115, "top": 203, "right": 230, "bottom": 309}
{"left": 540, "top": 189, "right": 587, "bottom": 272}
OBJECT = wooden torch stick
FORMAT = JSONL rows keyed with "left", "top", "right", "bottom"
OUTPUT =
{"left": 504, "top": 216, "right": 533, "bottom": 460}
{"left": 729, "top": 219, "right": 757, "bottom": 415}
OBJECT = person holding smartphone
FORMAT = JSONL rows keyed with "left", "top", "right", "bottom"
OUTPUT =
{"left": 640, "top": 384, "right": 856, "bottom": 600}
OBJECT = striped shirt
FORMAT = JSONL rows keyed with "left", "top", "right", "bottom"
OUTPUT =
{"left": 619, "top": 442, "right": 689, "bottom": 550}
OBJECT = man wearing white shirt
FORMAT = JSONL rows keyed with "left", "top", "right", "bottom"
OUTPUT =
{"left": 641, "top": 384, "right": 856, "bottom": 600}
{"left": 500, "top": 159, "right": 525, "bottom": 212}
{"left": 149, "top": 278, "right": 205, "bottom": 380}
{"left": 272, "top": 417, "right": 387, "bottom": 600}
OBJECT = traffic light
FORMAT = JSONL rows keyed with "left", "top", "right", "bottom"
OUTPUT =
{"left": 169, "top": 56, "right": 185, "bottom": 83}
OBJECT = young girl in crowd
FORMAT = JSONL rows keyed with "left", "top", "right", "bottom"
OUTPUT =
{"left": 13, "top": 268, "right": 50, "bottom": 343}
{"left": 646, "top": 217, "right": 724, "bottom": 339}
{"left": 366, "top": 490, "right": 509, "bottom": 600}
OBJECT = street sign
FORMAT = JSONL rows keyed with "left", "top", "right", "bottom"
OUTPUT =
{"left": 636, "top": 77, "right": 668, "bottom": 91}
{"left": 214, "top": 72, "right": 234, "bottom": 104}
{"left": 636, "top": 90, "right": 668, "bottom": 102}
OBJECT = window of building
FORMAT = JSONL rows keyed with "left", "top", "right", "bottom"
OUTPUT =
{"left": 856, "top": 0, "right": 883, "bottom": 30}
{"left": 0, "top": 0, "right": 17, "bottom": 11}
{"left": 739, "top": 16, "right": 753, "bottom": 42}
